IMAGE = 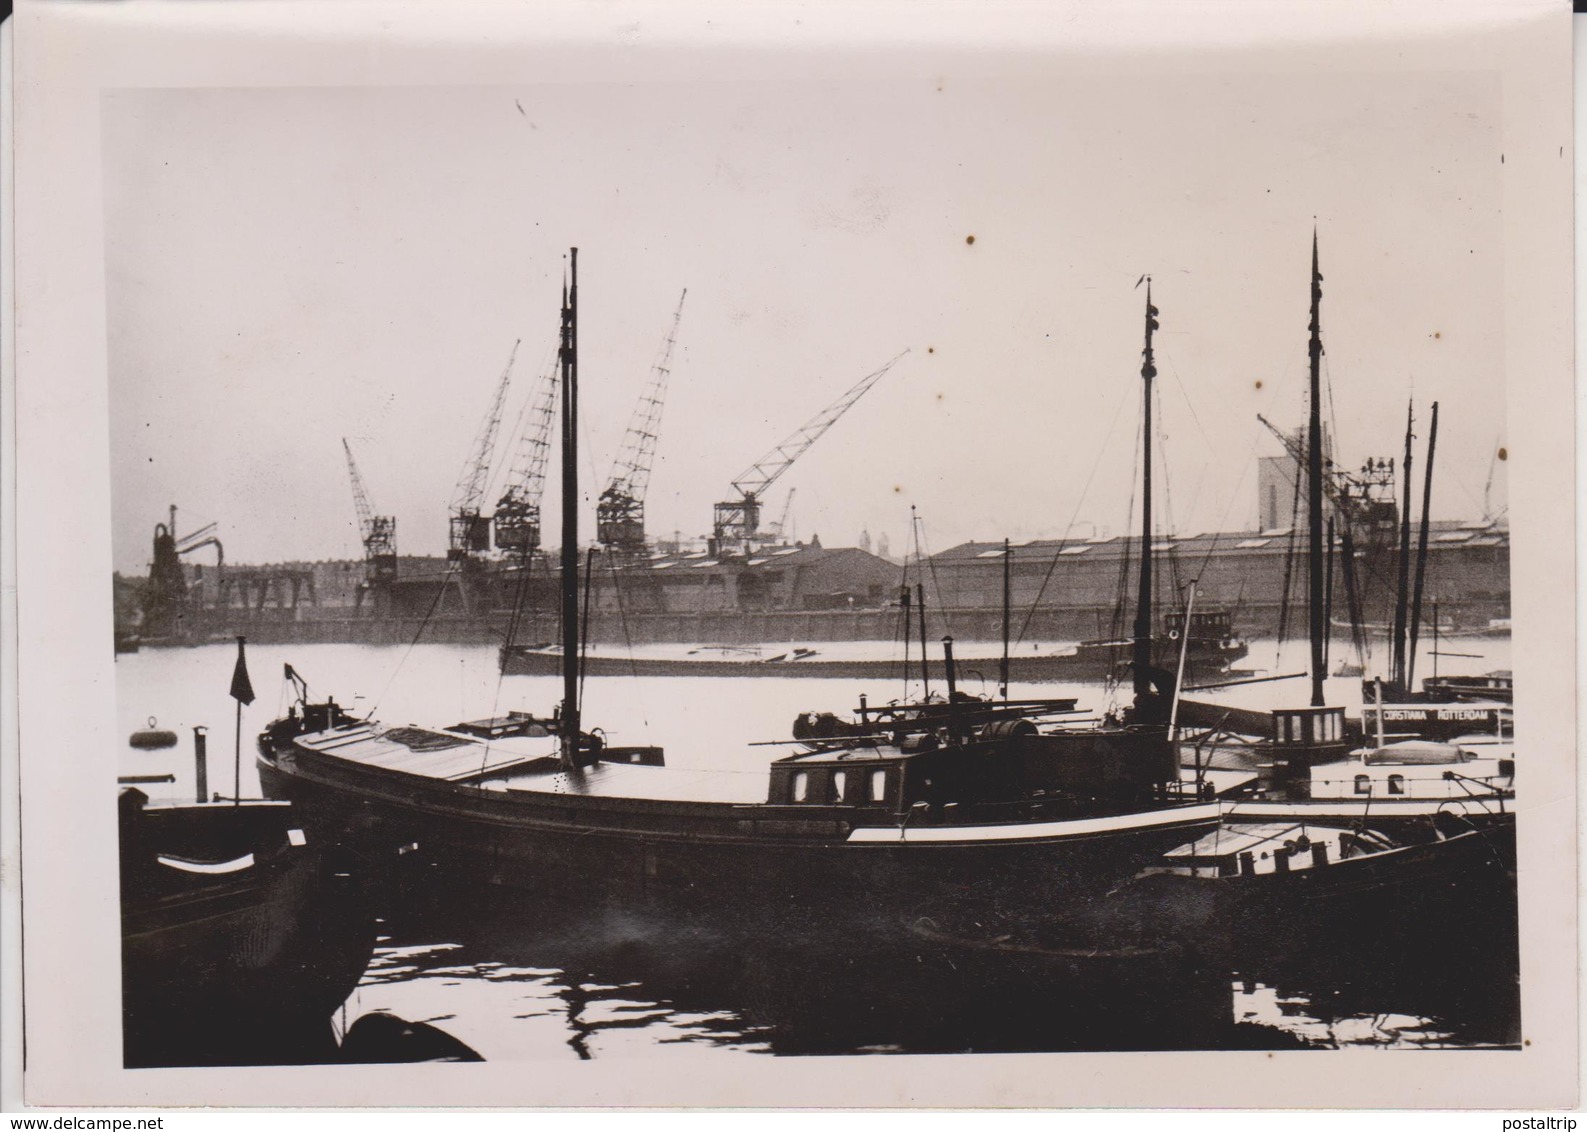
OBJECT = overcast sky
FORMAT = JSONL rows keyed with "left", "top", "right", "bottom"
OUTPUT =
{"left": 104, "top": 48, "right": 1507, "bottom": 572}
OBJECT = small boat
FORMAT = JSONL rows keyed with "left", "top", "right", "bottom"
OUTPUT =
{"left": 1130, "top": 813, "right": 1515, "bottom": 931}
{"left": 1420, "top": 670, "right": 1513, "bottom": 704}
{"left": 120, "top": 785, "right": 376, "bottom": 1066}
{"left": 260, "top": 256, "right": 1221, "bottom": 934}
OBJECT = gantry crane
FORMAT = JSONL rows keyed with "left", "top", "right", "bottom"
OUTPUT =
{"left": 711, "top": 350, "right": 907, "bottom": 555}
{"left": 493, "top": 349, "right": 560, "bottom": 556}
{"left": 342, "top": 438, "right": 398, "bottom": 583}
{"left": 448, "top": 341, "right": 520, "bottom": 561}
{"left": 597, "top": 289, "right": 686, "bottom": 554}
{"left": 1256, "top": 413, "right": 1396, "bottom": 533}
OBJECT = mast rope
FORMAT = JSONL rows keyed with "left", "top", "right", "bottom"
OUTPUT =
{"left": 1013, "top": 380, "right": 1133, "bottom": 649}
{"left": 917, "top": 516, "right": 955, "bottom": 642}
{"left": 1274, "top": 455, "right": 1305, "bottom": 667}
{"left": 604, "top": 550, "right": 655, "bottom": 736}
{"left": 1192, "top": 448, "right": 1259, "bottom": 588}
{"left": 1106, "top": 412, "right": 1144, "bottom": 653}
{"left": 368, "top": 558, "right": 463, "bottom": 717}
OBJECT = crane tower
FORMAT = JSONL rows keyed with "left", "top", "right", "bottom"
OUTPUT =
{"left": 448, "top": 341, "right": 519, "bottom": 561}
{"left": 494, "top": 349, "right": 560, "bottom": 555}
{"left": 597, "top": 289, "right": 686, "bottom": 554}
{"left": 711, "top": 350, "right": 907, "bottom": 556}
{"left": 342, "top": 438, "right": 398, "bottom": 583}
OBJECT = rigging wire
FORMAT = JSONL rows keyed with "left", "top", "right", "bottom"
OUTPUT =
{"left": 917, "top": 517, "right": 954, "bottom": 643}
{"left": 599, "top": 552, "right": 655, "bottom": 739}
{"left": 1107, "top": 410, "right": 1145, "bottom": 652}
{"left": 368, "top": 558, "right": 464, "bottom": 717}
{"left": 1274, "top": 451, "right": 1305, "bottom": 668}
{"left": 1192, "top": 449, "right": 1258, "bottom": 586}
{"left": 1012, "top": 381, "right": 1135, "bottom": 649}
{"left": 889, "top": 539, "right": 910, "bottom": 700}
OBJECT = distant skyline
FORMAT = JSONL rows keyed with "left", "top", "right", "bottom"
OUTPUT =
{"left": 105, "top": 57, "right": 1506, "bottom": 574}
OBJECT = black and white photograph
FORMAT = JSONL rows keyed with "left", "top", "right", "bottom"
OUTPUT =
{"left": 7, "top": 0, "right": 1576, "bottom": 1110}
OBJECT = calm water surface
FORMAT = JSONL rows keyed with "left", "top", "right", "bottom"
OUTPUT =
{"left": 115, "top": 636, "right": 1518, "bottom": 1058}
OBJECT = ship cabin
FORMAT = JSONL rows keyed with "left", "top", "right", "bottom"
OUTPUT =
{"left": 1308, "top": 739, "right": 1515, "bottom": 802}
{"left": 1263, "top": 705, "right": 1350, "bottom": 783}
{"left": 767, "top": 720, "right": 1180, "bottom": 823}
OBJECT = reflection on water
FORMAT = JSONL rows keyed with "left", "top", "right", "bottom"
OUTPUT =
{"left": 333, "top": 870, "right": 1518, "bottom": 1058}
{"left": 1233, "top": 984, "right": 1461, "bottom": 1049}
{"left": 118, "top": 638, "right": 1520, "bottom": 1059}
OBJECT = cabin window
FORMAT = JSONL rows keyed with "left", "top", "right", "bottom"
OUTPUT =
{"left": 870, "top": 769, "right": 889, "bottom": 802}
{"left": 831, "top": 770, "right": 848, "bottom": 802}
{"left": 1353, "top": 774, "right": 1372, "bottom": 796}
{"left": 792, "top": 772, "right": 810, "bottom": 803}
{"left": 1387, "top": 774, "right": 1406, "bottom": 796}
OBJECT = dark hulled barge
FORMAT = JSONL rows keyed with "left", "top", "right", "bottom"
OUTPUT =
{"left": 258, "top": 254, "right": 1223, "bottom": 933}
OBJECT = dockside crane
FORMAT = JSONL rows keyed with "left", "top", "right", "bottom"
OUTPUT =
{"left": 765, "top": 487, "right": 797, "bottom": 544}
{"left": 494, "top": 350, "right": 560, "bottom": 556}
{"left": 342, "top": 438, "right": 398, "bottom": 583}
{"left": 711, "top": 350, "right": 908, "bottom": 556}
{"left": 169, "top": 508, "right": 225, "bottom": 570}
{"left": 449, "top": 340, "right": 520, "bottom": 561}
{"left": 597, "top": 289, "right": 687, "bottom": 554}
{"left": 1256, "top": 413, "right": 1396, "bottom": 532}
{"left": 143, "top": 505, "right": 224, "bottom": 637}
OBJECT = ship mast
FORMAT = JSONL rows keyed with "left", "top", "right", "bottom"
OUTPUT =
{"left": 1133, "top": 279, "right": 1159, "bottom": 707}
{"left": 559, "top": 248, "right": 581, "bottom": 770}
{"left": 1307, "top": 232, "right": 1326, "bottom": 707}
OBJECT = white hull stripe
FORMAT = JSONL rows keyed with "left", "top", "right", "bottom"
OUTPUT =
{"left": 1228, "top": 798, "right": 1512, "bottom": 820}
{"left": 846, "top": 802, "right": 1222, "bottom": 844}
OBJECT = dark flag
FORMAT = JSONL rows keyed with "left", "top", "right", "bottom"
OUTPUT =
{"left": 229, "top": 636, "right": 255, "bottom": 706}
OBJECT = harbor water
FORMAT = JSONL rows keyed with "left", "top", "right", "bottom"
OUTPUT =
{"left": 115, "top": 636, "right": 1518, "bottom": 1058}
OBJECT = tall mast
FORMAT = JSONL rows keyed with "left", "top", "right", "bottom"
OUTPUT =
{"left": 559, "top": 248, "right": 580, "bottom": 769}
{"left": 1132, "top": 279, "right": 1159, "bottom": 706}
{"left": 1306, "top": 233, "right": 1326, "bottom": 708}
{"left": 1000, "top": 538, "right": 1011, "bottom": 702}
{"left": 1407, "top": 401, "right": 1439, "bottom": 688}
{"left": 1391, "top": 401, "right": 1415, "bottom": 689}
{"left": 900, "top": 584, "right": 912, "bottom": 701}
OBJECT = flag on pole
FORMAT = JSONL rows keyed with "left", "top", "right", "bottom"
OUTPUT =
{"left": 229, "top": 636, "right": 255, "bottom": 706}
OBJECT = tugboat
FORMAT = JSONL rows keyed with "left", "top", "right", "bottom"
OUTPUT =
{"left": 1070, "top": 606, "right": 1249, "bottom": 682}
{"left": 258, "top": 253, "right": 1220, "bottom": 933}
